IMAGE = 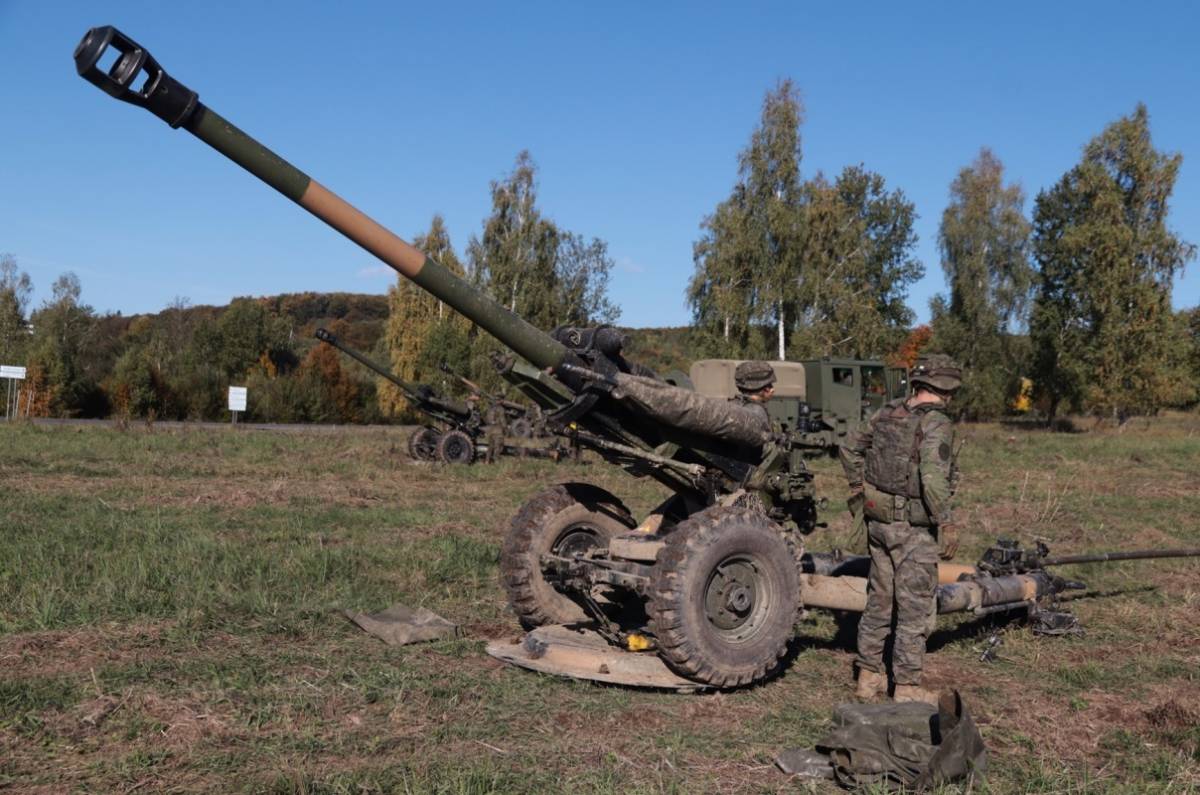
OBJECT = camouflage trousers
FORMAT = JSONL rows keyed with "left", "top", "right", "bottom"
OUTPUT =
{"left": 856, "top": 519, "right": 938, "bottom": 686}
{"left": 484, "top": 427, "right": 505, "bottom": 463}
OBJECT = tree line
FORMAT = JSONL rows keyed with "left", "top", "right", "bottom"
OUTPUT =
{"left": 3, "top": 87, "right": 1198, "bottom": 424}
{"left": 688, "top": 83, "right": 1198, "bottom": 420}
{"left": 0, "top": 150, "right": 619, "bottom": 424}
{"left": 0, "top": 263, "right": 392, "bottom": 423}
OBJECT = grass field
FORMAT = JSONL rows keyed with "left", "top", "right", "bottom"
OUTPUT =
{"left": 2, "top": 417, "right": 1199, "bottom": 793}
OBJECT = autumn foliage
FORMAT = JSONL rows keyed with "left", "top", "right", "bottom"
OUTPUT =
{"left": 888, "top": 325, "right": 932, "bottom": 368}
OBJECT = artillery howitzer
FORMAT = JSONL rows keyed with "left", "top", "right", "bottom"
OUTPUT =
{"left": 437, "top": 363, "right": 555, "bottom": 443}
{"left": 314, "top": 327, "right": 479, "bottom": 463}
{"left": 315, "top": 328, "right": 561, "bottom": 463}
{"left": 75, "top": 27, "right": 1200, "bottom": 690}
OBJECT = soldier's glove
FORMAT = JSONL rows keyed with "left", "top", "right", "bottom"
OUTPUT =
{"left": 846, "top": 491, "right": 865, "bottom": 519}
{"left": 938, "top": 523, "right": 959, "bottom": 561}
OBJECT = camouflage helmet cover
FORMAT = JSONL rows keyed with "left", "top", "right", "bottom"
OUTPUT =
{"left": 734, "top": 360, "right": 777, "bottom": 392}
{"left": 910, "top": 353, "right": 962, "bottom": 392}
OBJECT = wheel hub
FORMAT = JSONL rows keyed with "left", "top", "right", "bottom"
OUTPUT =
{"left": 726, "top": 585, "right": 752, "bottom": 612}
{"left": 704, "top": 558, "right": 764, "bottom": 633}
{"left": 554, "top": 525, "right": 601, "bottom": 558}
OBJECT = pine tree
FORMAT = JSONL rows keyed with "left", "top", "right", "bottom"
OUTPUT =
{"left": 932, "top": 149, "right": 1033, "bottom": 418}
{"left": 1031, "top": 104, "right": 1196, "bottom": 420}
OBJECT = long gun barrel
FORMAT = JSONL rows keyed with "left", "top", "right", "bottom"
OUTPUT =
{"left": 1040, "top": 548, "right": 1200, "bottom": 567}
{"left": 72, "top": 25, "right": 827, "bottom": 500}
{"left": 801, "top": 542, "right": 1200, "bottom": 618}
{"left": 75, "top": 26, "right": 568, "bottom": 375}
{"left": 437, "top": 363, "right": 526, "bottom": 413}
{"left": 314, "top": 328, "right": 471, "bottom": 420}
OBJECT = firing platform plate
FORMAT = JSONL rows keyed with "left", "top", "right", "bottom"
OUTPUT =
{"left": 486, "top": 624, "right": 706, "bottom": 692}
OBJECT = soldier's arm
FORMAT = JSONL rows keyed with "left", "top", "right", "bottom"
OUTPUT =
{"left": 918, "top": 414, "right": 955, "bottom": 524}
{"left": 838, "top": 410, "right": 877, "bottom": 492}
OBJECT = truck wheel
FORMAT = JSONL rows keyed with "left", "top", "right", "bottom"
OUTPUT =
{"left": 436, "top": 430, "right": 475, "bottom": 464}
{"left": 407, "top": 427, "right": 441, "bottom": 461}
{"left": 649, "top": 506, "right": 801, "bottom": 688}
{"left": 509, "top": 417, "right": 533, "bottom": 438}
{"left": 501, "top": 483, "right": 634, "bottom": 628}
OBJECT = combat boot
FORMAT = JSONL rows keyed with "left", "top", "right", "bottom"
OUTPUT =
{"left": 854, "top": 669, "right": 887, "bottom": 700}
{"left": 893, "top": 684, "right": 938, "bottom": 705}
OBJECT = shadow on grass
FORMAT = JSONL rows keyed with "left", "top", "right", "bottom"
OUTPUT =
{"left": 789, "top": 610, "right": 1020, "bottom": 656}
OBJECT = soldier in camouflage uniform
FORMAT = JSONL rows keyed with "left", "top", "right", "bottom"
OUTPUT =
{"left": 839, "top": 354, "right": 962, "bottom": 705}
{"left": 731, "top": 360, "right": 777, "bottom": 436}
{"left": 483, "top": 400, "right": 508, "bottom": 463}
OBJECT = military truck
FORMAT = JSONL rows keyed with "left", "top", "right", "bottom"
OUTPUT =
{"left": 690, "top": 358, "right": 908, "bottom": 446}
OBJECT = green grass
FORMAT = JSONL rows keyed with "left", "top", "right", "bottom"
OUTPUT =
{"left": 2, "top": 416, "right": 1199, "bottom": 792}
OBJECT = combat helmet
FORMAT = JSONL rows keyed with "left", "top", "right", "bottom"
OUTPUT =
{"left": 910, "top": 354, "right": 962, "bottom": 393}
{"left": 734, "top": 361, "right": 777, "bottom": 393}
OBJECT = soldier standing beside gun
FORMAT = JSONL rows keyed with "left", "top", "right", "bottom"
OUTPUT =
{"left": 483, "top": 400, "right": 508, "bottom": 463}
{"left": 731, "top": 361, "right": 777, "bottom": 434}
{"left": 840, "top": 355, "right": 962, "bottom": 704}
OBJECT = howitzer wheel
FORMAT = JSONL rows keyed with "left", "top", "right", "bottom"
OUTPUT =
{"left": 407, "top": 427, "right": 441, "bottom": 461}
{"left": 509, "top": 417, "right": 533, "bottom": 438}
{"left": 649, "top": 506, "right": 801, "bottom": 688}
{"left": 501, "top": 483, "right": 635, "bottom": 629}
{"left": 436, "top": 429, "right": 475, "bottom": 464}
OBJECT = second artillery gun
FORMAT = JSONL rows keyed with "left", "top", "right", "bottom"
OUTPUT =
{"left": 76, "top": 27, "right": 1200, "bottom": 690}
{"left": 315, "top": 328, "right": 561, "bottom": 464}
{"left": 315, "top": 327, "right": 479, "bottom": 463}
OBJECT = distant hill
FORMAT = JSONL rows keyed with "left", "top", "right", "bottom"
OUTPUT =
{"left": 127, "top": 292, "right": 697, "bottom": 366}
{"left": 257, "top": 292, "right": 389, "bottom": 352}
{"left": 120, "top": 291, "right": 392, "bottom": 354}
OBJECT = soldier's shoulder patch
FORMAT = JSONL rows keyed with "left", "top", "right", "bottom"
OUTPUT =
{"left": 938, "top": 442, "right": 951, "bottom": 462}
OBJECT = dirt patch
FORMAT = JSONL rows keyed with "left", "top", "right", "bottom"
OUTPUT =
{"left": 981, "top": 678, "right": 1199, "bottom": 768}
{"left": 1145, "top": 700, "right": 1198, "bottom": 731}
{"left": 0, "top": 622, "right": 174, "bottom": 680}
{"left": 458, "top": 620, "right": 516, "bottom": 640}
{"left": 126, "top": 692, "right": 235, "bottom": 748}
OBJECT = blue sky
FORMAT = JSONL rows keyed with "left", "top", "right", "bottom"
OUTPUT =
{"left": 2, "top": 1, "right": 1197, "bottom": 329}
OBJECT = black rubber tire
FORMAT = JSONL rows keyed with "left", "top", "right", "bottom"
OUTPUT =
{"left": 500, "top": 483, "right": 635, "bottom": 629}
{"left": 407, "top": 427, "right": 441, "bottom": 461}
{"left": 436, "top": 429, "right": 475, "bottom": 464}
{"left": 509, "top": 417, "right": 533, "bottom": 438}
{"left": 648, "top": 506, "right": 801, "bottom": 688}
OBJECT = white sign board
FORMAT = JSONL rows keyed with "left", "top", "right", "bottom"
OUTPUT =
{"left": 227, "top": 386, "right": 248, "bottom": 412}
{"left": 0, "top": 365, "right": 26, "bottom": 380}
